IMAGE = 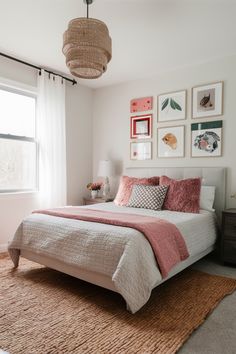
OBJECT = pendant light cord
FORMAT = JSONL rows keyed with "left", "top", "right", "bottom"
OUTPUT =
{"left": 87, "top": 0, "right": 89, "bottom": 18}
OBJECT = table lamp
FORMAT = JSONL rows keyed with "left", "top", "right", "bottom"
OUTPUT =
{"left": 98, "top": 160, "right": 114, "bottom": 199}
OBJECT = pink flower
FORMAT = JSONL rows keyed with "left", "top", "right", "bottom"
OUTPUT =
{"left": 87, "top": 182, "right": 103, "bottom": 191}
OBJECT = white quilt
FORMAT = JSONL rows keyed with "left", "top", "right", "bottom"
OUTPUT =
{"left": 8, "top": 203, "right": 217, "bottom": 313}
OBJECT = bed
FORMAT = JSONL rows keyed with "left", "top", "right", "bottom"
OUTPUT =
{"left": 8, "top": 167, "right": 226, "bottom": 313}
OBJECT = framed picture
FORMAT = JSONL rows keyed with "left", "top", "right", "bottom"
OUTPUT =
{"left": 157, "top": 125, "right": 185, "bottom": 158}
{"left": 130, "top": 96, "right": 153, "bottom": 113}
{"left": 130, "top": 114, "right": 152, "bottom": 139}
{"left": 191, "top": 120, "right": 222, "bottom": 157}
{"left": 130, "top": 142, "right": 152, "bottom": 160}
{"left": 158, "top": 90, "right": 186, "bottom": 122}
{"left": 192, "top": 82, "right": 223, "bottom": 118}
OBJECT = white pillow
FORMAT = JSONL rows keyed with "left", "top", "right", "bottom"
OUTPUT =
{"left": 200, "top": 186, "right": 216, "bottom": 211}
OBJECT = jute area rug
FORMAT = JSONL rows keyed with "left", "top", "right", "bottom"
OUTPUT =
{"left": 1, "top": 256, "right": 236, "bottom": 354}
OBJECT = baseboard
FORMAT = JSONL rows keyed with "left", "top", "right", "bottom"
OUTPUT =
{"left": 0, "top": 244, "right": 8, "bottom": 253}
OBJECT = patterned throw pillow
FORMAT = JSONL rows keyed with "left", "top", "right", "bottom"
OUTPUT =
{"left": 127, "top": 184, "right": 168, "bottom": 210}
{"left": 114, "top": 175, "right": 159, "bottom": 206}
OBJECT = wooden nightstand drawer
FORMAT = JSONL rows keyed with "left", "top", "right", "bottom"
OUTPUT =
{"left": 221, "top": 209, "right": 236, "bottom": 264}
{"left": 223, "top": 240, "right": 236, "bottom": 264}
{"left": 223, "top": 216, "right": 236, "bottom": 239}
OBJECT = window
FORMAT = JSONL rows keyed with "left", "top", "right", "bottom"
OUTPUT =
{"left": 0, "top": 86, "right": 37, "bottom": 192}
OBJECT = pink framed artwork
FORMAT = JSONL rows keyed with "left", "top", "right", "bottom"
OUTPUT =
{"left": 130, "top": 114, "right": 152, "bottom": 139}
{"left": 130, "top": 97, "right": 153, "bottom": 113}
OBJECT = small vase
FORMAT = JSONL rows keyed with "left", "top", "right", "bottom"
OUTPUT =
{"left": 91, "top": 190, "right": 98, "bottom": 199}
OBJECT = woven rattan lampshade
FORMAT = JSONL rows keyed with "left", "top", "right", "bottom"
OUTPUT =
{"left": 63, "top": 17, "right": 112, "bottom": 79}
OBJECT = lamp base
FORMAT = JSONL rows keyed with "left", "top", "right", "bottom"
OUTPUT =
{"left": 103, "top": 176, "right": 110, "bottom": 199}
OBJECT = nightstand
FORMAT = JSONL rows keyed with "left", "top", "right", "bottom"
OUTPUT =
{"left": 221, "top": 209, "right": 236, "bottom": 265}
{"left": 83, "top": 197, "right": 113, "bottom": 205}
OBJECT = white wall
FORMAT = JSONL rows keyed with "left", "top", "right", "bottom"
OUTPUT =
{"left": 0, "top": 56, "right": 93, "bottom": 250}
{"left": 66, "top": 83, "right": 93, "bottom": 205}
{"left": 92, "top": 55, "right": 236, "bottom": 208}
{"left": 1, "top": 53, "right": 236, "bottom": 250}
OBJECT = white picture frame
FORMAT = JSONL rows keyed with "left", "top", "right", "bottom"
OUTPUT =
{"left": 192, "top": 82, "right": 223, "bottom": 118}
{"left": 191, "top": 121, "right": 222, "bottom": 157}
{"left": 158, "top": 90, "right": 186, "bottom": 122}
{"left": 130, "top": 142, "right": 152, "bottom": 160}
{"left": 157, "top": 125, "right": 185, "bottom": 158}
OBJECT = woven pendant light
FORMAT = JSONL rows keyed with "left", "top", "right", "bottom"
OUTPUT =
{"left": 63, "top": 0, "right": 112, "bottom": 79}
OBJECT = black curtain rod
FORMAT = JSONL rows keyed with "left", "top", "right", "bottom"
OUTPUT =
{"left": 0, "top": 52, "right": 77, "bottom": 85}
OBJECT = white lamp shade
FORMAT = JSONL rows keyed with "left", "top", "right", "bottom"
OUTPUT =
{"left": 98, "top": 160, "right": 114, "bottom": 177}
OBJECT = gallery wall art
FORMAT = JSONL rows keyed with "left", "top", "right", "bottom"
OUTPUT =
{"left": 130, "top": 97, "right": 153, "bottom": 113}
{"left": 158, "top": 90, "right": 186, "bottom": 122}
{"left": 129, "top": 80, "right": 224, "bottom": 160}
{"left": 130, "top": 114, "right": 152, "bottom": 139}
{"left": 192, "top": 82, "right": 223, "bottom": 118}
{"left": 130, "top": 142, "right": 152, "bottom": 160}
{"left": 191, "top": 120, "right": 222, "bottom": 157}
{"left": 157, "top": 125, "right": 185, "bottom": 158}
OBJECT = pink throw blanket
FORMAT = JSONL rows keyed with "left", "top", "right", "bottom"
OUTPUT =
{"left": 33, "top": 208, "right": 189, "bottom": 278}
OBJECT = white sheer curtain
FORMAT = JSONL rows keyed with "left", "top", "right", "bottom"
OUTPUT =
{"left": 37, "top": 70, "right": 67, "bottom": 208}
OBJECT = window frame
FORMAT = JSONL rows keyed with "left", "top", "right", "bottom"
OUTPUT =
{"left": 0, "top": 82, "right": 38, "bottom": 194}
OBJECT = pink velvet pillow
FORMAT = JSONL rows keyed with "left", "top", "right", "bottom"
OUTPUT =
{"left": 159, "top": 176, "right": 201, "bottom": 213}
{"left": 114, "top": 175, "right": 159, "bottom": 206}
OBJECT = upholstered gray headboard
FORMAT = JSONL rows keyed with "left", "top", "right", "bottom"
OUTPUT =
{"left": 125, "top": 167, "right": 226, "bottom": 220}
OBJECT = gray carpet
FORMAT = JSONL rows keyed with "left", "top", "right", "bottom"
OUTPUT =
{"left": 179, "top": 255, "right": 236, "bottom": 354}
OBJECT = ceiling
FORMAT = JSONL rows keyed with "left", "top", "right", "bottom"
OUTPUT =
{"left": 0, "top": 0, "right": 236, "bottom": 89}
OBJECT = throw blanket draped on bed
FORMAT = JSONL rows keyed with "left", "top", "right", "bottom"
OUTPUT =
{"left": 32, "top": 207, "right": 189, "bottom": 278}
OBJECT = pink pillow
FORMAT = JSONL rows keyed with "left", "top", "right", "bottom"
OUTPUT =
{"left": 114, "top": 175, "right": 159, "bottom": 206}
{"left": 159, "top": 176, "right": 201, "bottom": 213}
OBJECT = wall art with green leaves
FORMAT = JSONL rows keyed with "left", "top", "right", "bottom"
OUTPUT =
{"left": 158, "top": 90, "right": 186, "bottom": 122}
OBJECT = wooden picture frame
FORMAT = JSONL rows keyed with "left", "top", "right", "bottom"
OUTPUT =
{"left": 130, "top": 141, "right": 152, "bottom": 160}
{"left": 157, "top": 125, "right": 185, "bottom": 158}
{"left": 130, "top": 114, "right": 152, "bottom": 139}
{"left": 191, "top": 120, "right": 223, "bottom": 157}
{"left": 192, "top": 82, "right": 223, "bottom": 119}
{"left": 158, "top": 90, "right": 186, "bottom": 122}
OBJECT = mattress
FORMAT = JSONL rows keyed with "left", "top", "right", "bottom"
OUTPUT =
{"left": 8, "top": 203, "right": 217, "bottom": 313}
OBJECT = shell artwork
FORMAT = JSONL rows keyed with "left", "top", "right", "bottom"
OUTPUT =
{"left": 200, "top": 94, "right": 213, "bottom": 108}
{"left": 162, "top": 133, "right": 177, "bottom": 150}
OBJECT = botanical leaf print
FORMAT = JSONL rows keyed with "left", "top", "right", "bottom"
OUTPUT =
{"left": 161, "top": 98, "right": 169, "bottom": 111}
{"left": 170, "top": 98, "right": 182, "bottom": 111}
{"left": 170, "top": 98, "right": 176, "bottom": 110}
{"left": 161, "top": 97, "right": 182, "bottom": 112}
{"left": 172, "top": 99, "right": 182, "bottom": 111}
